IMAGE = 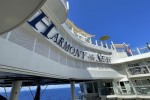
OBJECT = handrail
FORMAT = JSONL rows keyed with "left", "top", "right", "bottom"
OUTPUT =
{"left": 134, "top": 86, "right": 150, "bottom": 95}
{"left": 60, "top": 0, "right": 69, "bottom": 10}
{"left": 126, "top": 65, "right": 150, "bottom": 75}
{"left": 64, "top": 23, "right": 114, "bottom": 50}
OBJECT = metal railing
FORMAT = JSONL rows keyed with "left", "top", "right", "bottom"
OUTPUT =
{"left": 127, "top": 65, "right": 150, "bottom": 76}
{"left": 135, "top": 86, "right": 150, "bottom": 95}
{"left": 98, "top": 87, "right": 115, "bottom": 95}
{"left": 115, "top": 86, "right": 135, "bottom": 95}
{"left": 132, "top": 47, "right": 150, "bottom": 54}
{"left": 79, "top": 86, "right": 150, "bottom": 98}
{"left": 98, "top": 86, "right": 135, "bottom": 96}
{"left": 60, "top": 0, "right": 69, "bottom": 10}
{"left": 64, "top": 23, "right": 114, "bottom": 50}
{"left": 116, "top": 45, "right": 150, "bottom": 59}
{"left": 68, "top": 22, "right": 150, "bottom": 55}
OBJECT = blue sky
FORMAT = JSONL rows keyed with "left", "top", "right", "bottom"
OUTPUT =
{"left": 68, "top": 0, "right": 150, "bottom": 48}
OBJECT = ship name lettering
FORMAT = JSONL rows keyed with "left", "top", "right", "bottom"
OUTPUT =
{"left": 27, "top": 10, "right": 55, "bottom": 38}
{"left": 97, "top": 53, "right": 111, "bottom": 63}
{"left": 50, "top": 33, "right": 86, "bottom": 59}
{"left": 28, "top": 10, "right": 111, "bottom": 63}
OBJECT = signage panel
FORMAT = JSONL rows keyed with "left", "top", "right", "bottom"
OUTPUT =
{"left": 28, "top": 10, "right": 111, "bottom": 64}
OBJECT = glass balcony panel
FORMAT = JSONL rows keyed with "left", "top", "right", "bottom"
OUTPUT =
{"left": 85, "top": 83, "right": 94, "bottom": 93}
{"left": 116, "top": 86, "right": 135, "bottom": 95}
{"left": 141, "top": 80, "right": 149, "bottom": 85}
{"left": 141, "top": 66, "right": 149, "bottom": 74}
{"left": 80, "top": 84, "right": 85, "bottom": 93}
{"left": 99, "top": 87, "right": 115, "bottom": 95}
{"left": 93, "top": 82, "right": 98, "bottom": 93}
{"left": 139, "top": 47, "right": 149, "bottom": 53}
{"left": 127, "top": 66, "right": 149, "bottom": 75}
{"left": 131, "top": 50, "right": 137, "bottom": 55}
{"left": 147, "top": 79, "right": 150, "bottom": 84}
{"left": 135, "top": 80, "right": 142, "bottom": 86}
{"left": 135, "top": 86, "right": 150, "bottom": 95}
{"left": 148, "top": 66, "right": 150, "bottom": 71}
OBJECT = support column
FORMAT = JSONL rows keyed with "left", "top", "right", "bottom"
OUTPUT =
{"left": 70, "top": 81, "right": 75, "bottom": 100}
{"left": 34, "top": 84, "right": 41, "bottom": 100}
{"left": 9, "top": 81, "right": 22, "bottom": 100}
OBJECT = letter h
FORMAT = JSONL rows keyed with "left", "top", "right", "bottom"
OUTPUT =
{"left": 27, "top": 10, "right": 55, "bottom": 38}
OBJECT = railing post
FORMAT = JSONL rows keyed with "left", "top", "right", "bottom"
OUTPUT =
{"left": 95, "top": 40, "right": 98, "bottom": 46}
{"left": 111, "top": 41, "right": 117, "bottom": 51}
{"left": 101, "top": 42, "right": 103, "bottom": 47}
{"left": 136, "top": 48, "right": 141, "bottom": 54}
{"left": 106, "top": 43, "right": 108, "bottom": 48}
{"left": 77, "top": 33, "right": 79, "bottom": 38}
{"left": 110, "top": 45, "right": 113, "bottom": 50}
{"left": 128, "top": 78, "right": 137, "bottom": 95}
{"left": 89, "top": 38, "right": 92, "bottom": 44}
{"left": 71, "top": 27, "right": 74, "bottom": 33}
{"left": 146, "top": 65, "right": 150, "bottom": 73}
{"left": 66, "top": 1, "right": 69, "bottom": 10}
{"left": 84, "top": 37, "right": 86, "bottom": 42}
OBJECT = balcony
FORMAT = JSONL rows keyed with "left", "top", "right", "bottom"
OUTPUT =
{"left": 126, "top": 65, "right": 150, "bottom": 77}
{"left": 116, "top": 45, "right": 150, "bottom": 59}
{"left": 98, "top": 87, "right": 115, "bottom": 96}
{"left": 116, "top": 86, "right": 135, "bottom": 95}
{"left": 44, "top": 0, "right": 69, "bottom": 24}
{"left": 135, "top": 86, "right": 150, "bottom": 95}
{"left": 98, "top": 86, "right": 136, "bottom": 100}
{"left": 64, "top": 21, "right": 115, "bottom": 51}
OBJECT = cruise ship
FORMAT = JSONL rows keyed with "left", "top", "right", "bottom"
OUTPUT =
{"left": 0, "top": 0, "right": 150, "bottom": 100}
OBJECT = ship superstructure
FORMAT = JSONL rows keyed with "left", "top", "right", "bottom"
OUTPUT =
{"left": 0, "top": 0, "right": 150, "bottom": 100}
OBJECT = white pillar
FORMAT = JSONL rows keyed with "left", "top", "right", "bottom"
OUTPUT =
{"left": 105, "top": 43, "right": 108, "bottom": 48}
{"left": 95, "top": 40, "right": 98, "bottom": 46}
{"left": 101, "top": 42, "right": 103, "bottom": 47}
{"left": 9, "top": 81, "right": 22, "bottom": 100}
{"left": 70, "top": 81, "right": 75, "bottom": 100}
{"left": 71, "top": 27, "right": 74, "bottom": 32}
{"left": 111, "top": 41, "right": 116, "bottom": 51}
{"left": 89, "top": 38, "right": 92, "bottom": 44}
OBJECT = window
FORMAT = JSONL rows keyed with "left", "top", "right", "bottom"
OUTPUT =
{"left": 128, "top": 63, "right": 140, "bottom": 67}
{"left": 135, "top": 80, "right": 142, "bottom": 86}
{"left": 147, "top": 79, "right": 150, "bottom": 84}
{"left": 80, "top": 84, "right": 85, "bottom": 93}
{"left": 141, "top": 80, "right": 148, "bottom": 85}
{"left": 86, "top": 83, "right": 94, "bottom": 93}
{"left": 93, "top": 82, "right": 98, "bottom": 93}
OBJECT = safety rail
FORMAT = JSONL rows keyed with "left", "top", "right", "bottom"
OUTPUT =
{"left": 67, "top": 21, "right": 150, "bottom": 56}
{"left": 132, "top": 46, "right": 150, "bottom": 55}
{"left": 126, "top": 65, "right": 150, "bottom": 76}
{"left": 98, "top": 86, "right": 135, "bottom": 96}
{"left": 98, "top": 87, "right": 115, "bottom": 95}
{"left": 115, "top": 86, "right": 135, "bottom": 95}
{"left": 60, "top": 0, "right": 69, "bottom": 10}
{"left": 116, "top": 45, "right": 150, "bottom": 59}
{"left": 135, "top": 86, "right": 150, "bottom": 95}
{"left": 64, "top": 23, "right": 114, "bottom": 50}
